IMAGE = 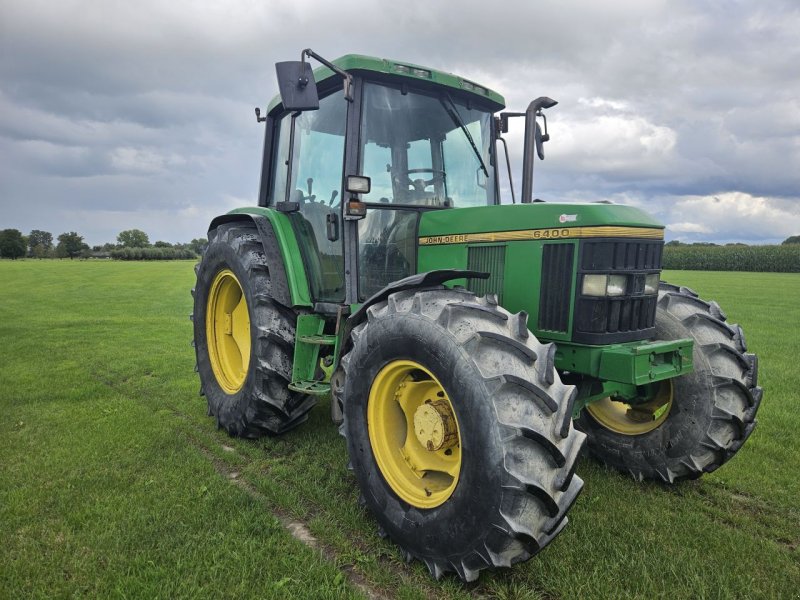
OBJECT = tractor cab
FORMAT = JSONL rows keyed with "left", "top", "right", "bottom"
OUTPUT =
{"left": 258, "top": 53, "right": 504, "bottom": 302}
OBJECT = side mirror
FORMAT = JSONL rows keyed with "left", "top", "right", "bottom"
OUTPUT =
{"left": 275, "top": 61, "right": 319, "bottom": 111}
{"left": 535, "top": 122, "right": 545, "bottom": 160}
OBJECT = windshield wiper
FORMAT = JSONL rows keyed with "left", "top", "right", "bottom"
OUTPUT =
{"left": 440, "top": 94, "right": 489, "bottom": 179}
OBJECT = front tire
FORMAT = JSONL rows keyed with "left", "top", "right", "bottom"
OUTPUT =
{"left": 341, "top": 288, "right": 585, "bottom": 582}
{"left": 576, "top": 282, "right": 762, "bottom": 482}
{"left": 192, "top": 223, "right": 315, "bottom": 437}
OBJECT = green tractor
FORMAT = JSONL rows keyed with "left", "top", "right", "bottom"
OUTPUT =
{"left": 192, "top": 49, "right": 762, "bottom": 581}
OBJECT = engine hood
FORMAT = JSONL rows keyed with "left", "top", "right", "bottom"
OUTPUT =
{"left": 418, "top": 203, "right": 664, "bottom": 245}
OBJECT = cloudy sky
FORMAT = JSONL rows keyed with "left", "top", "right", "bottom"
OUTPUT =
{"left": 1, "top": 0, "right": 798, "bottom": 246}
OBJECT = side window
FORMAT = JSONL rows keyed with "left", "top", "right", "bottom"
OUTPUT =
{"left": 361, "top": 143, "right": 392, "bottom": 202}
{"left": 269, "top": 92, "right": 347, "bottom": 301}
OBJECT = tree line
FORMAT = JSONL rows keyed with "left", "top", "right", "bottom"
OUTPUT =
{"left": 3, "top": 226, "right": 799, "bottom": 269}
{"left": 0, "top": 228, "right": 207, "bottom": 260}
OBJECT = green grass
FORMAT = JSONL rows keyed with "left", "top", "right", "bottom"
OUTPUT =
{"left": 1, "top": 262, "right": 798, "bottom": 598}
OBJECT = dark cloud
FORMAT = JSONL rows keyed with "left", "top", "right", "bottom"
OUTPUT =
{"left": 1, "top": 0, "right": 798, "bottom": 245}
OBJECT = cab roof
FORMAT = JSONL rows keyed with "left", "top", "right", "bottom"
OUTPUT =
{"left": 266, "top": 54, "right": 506, "bottom": 114}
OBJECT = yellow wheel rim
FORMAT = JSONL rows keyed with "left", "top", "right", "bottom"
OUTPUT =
{"left": 206, "top": 269, "right": 251, "bottom": 394}
{"left": 367, "top": 360, "right": 462, "bottom": 509}
{"left": 586, "top": 380, "right": 674, "bottom": 435}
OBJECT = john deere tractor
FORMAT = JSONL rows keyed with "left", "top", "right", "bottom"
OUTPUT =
{"left": 192, "top": 50, "right": 762, "bottom": 581}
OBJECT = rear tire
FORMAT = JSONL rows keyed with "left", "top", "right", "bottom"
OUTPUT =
{"left": 341, "top": 287, "right": 585, "bottom": 581}
{"left": 576, "top": 282, "right": 762, "bottom": 482}
{"left": 192, "top": 223, "right": 315, "bottom": 437}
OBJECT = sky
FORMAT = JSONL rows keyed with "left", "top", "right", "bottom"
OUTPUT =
{"left": 1, "top": 0, "right": 798, "bottom": 246}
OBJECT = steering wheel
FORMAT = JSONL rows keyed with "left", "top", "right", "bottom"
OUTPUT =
{"left": 403, "top": 168, "right": 446, "bottom": 192}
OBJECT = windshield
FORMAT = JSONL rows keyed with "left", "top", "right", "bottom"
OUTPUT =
{"left": 359, "top": 83, "right": 496, "bottom": 207}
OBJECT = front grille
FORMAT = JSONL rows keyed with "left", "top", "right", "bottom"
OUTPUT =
{"left": 538, "top": 243, "right": 575, "bottom": 332}
{"left": 581, "top": 239, "right": 662, "bottom": 271}
{"left": 575, "top": 296, "right": 658, "bottom": 335}
{"left": 467, "top": 245, "right": 505, "bottom": 302}
{"left": 573, "top": 239, "right": 663, "bottom": 344}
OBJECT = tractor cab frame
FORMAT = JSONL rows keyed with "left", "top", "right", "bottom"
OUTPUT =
{"left": 258, "top": 52, "right": 509, "bottom": 306}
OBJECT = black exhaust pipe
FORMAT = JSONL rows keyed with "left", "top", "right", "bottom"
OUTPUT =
{"left": 520, "top": 97, "right": 557, "bottom": 203}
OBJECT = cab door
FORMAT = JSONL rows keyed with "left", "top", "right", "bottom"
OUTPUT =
{"left": 269, "top": 90, "right": 347, "bottom": 302}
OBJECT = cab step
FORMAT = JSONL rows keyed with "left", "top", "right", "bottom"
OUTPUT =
{"left": 288, "top": 380, "right": 331, "bottom": 396}
{"left": 298, "top": 334, "right": 337, "bottom": 346}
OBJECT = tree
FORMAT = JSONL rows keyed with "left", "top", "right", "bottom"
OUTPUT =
{"left": 0, "top": 229, "right": 27, "bottom": 259}
{"left": 31, "top": 244, "right": 51, "bottom": 258}
{"left": 117, "top": 229, "right": 150, "bottom": 248}
{"left": 56, "top": 232, "right": 87, "bottom": 259}
{"left": 189, "top": 237, "right": 207, "bottom": 255}
{"left": 153, "top": 240, "right": 173, "bottom": 248}
{"left": 28, "top": 229, "right": 53, "bottom": 258}
{"left": 782, "top": 235, "right": 800, "bottom": 245}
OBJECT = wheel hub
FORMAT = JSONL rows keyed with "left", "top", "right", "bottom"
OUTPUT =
{"left": 586, "top": 380, "right": 674, "bottom": 435}
{"left": 367, "top": 360, "right": 462, "bottom": 509}
{"left": 413, "top": 400, "right": 458, "bottom": 452}
{"left": 206, "top": 269, "right": 250, "bottom": 394}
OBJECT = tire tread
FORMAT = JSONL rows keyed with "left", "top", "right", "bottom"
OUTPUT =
{"left": 578, "top": 281, "right": 761, "bottom": 482}
{"left": 193, "top": 223, "right": 315, "bottom": 437}
{"left": 340, "top": 288, "right": 585, "bottom": 582}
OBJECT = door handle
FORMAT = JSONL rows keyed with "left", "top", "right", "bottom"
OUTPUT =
{"left": 326, "top": 213, "right": 339, "bottom": 241}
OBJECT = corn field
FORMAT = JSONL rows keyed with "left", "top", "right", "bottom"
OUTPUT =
{"left": 663, "top": 244, "right": 800, "bottom": 272}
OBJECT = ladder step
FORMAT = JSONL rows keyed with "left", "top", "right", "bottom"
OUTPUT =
{"left": 288, "top": 380, "right": 331, "bottom": 396}
{"left": 298, "top": 334, "right": 337, "bottom": 346}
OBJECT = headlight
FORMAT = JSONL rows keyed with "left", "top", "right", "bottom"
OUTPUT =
{"left": 582, "top": 273, "right": 631, "bottom": 297}
{"left": 582, "top": 274, "right": 608, "bottom": 296}
{"left": 606, "top": 274, "right": 627, "bottom": 296}
{"left": 644, "top": 273, "right": 660, "bottom": 294}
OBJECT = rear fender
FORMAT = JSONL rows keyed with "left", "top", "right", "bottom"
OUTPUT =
{"left": 208, "top": 209, "right": 312, "bottom": 307}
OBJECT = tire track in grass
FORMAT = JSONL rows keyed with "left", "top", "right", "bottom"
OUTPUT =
{"left": 665, "top": 480, "right": 800, "bottom": 555}
{"left": 169, "top": 407, "right": 448, "bottom": 600}
{"left": 182, "top": 430, "right": 388, "bottom": 600}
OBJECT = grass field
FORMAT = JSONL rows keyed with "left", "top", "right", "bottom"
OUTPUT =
{"left": 1, "top": 260, "right": 798, "bottom": 599}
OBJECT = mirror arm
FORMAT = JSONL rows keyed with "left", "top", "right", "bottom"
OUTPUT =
{"left": 301, "top": 48, "right": 354, "bottom": 102}
{"left": 499, "top": 111, "right": 524, "bottom": 134}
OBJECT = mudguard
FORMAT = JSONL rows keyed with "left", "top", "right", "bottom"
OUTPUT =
{"left": 209, "top": 210, "right": 312, "bottom": 307}
{"left": 343, "top": 269, "right": 489, "bottom": 343}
